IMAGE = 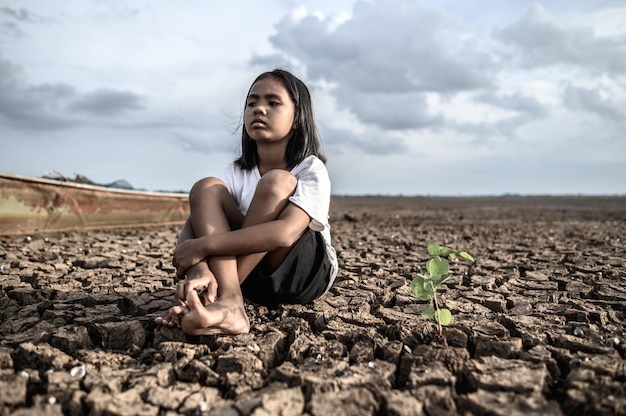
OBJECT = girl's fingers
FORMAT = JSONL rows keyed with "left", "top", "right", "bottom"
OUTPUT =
{"left": 175, "top": 281, "right": 187, "bottom": 305}
{"left": 176, "top": 275, "right": 214, "bottom": 305}
{"left": 206, "top": 277, "right": 218, "bottom": 304}
{"left": 185, "top": 276, "right": 211, "bottom": 292}
{"left": 186, "top": 288, "right": 204, "bottom": 310}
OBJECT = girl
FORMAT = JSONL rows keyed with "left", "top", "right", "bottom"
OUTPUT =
{"left": 155, "top": 69, "right": 337, "bottom": 335}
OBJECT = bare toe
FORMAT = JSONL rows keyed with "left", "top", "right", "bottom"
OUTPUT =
{"left": 181, "top": 293, "right": 250, "bottom": 336}
{"left": 156, "top": 305, "right": 187, "bottom": 328}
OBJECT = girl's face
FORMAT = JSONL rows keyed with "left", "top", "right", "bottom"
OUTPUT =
{"left": 244, "top": 77, "right": 295, "bottom": 145}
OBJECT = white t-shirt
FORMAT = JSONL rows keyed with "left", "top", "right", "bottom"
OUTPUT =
{"left": 219, "top": 155, "right": 338, "bottom": 291}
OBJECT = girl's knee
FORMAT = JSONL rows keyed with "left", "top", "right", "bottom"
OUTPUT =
{"left": 189, "top": 177, "right": 227, "bottom": 202}
{"left": 257, "top": 170, "right": 297, "bottom": 197}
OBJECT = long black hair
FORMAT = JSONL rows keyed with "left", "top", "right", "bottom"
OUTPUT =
{"left": 235, "top": 69, "right": 326, "bottom": 169}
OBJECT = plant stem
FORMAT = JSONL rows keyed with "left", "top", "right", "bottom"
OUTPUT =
{"left": 430, "top": 280, "right": 443, "bottom": 337}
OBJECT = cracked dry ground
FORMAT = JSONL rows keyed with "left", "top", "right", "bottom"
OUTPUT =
{"left": 1, "top": 196, "right": 625, "bottom": 416}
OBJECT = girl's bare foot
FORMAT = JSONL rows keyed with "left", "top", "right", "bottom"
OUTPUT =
{"left": 180, "top": 290, "right": 250, "bottom": 335}
{"left": 155, "top": 305, "right": 188, "bottom": 327}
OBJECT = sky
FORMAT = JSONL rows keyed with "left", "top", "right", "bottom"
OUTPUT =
{"left": 1, "top": 0, "right": 625, "bottom": 195}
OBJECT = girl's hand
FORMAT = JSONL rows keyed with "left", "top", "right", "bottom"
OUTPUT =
{"left": 173, "top": 237, "right": 209, "bottom": 278}
{"left": 175, "top": 269, "right": 218, "bottom": 306}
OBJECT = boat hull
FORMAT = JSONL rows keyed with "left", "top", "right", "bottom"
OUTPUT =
{"left": 0, "top": 173, "right": 189, "bottom": 235}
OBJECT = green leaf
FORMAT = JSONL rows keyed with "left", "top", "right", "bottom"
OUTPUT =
{"left": 410, "top": 274, "right": 424, "bottom": 292}
{"left": 458, "top": 251, "right": 475, "bottom": 263}
{"left": 431, "top": 273, "right": 450, "bottom": 287}
{"left": 421, "top": 306, "right": 435, "bottom": 318}
{"left": 428, "top": 245, "right": 455, "bottom": 256}
{"left": 411, "top": 275, "right": 435, "bottom": 300}
{"left": 435, "top": 308, "right": 452, "bottom": 326}
{"left": 427, "top": 257, "right": 449, "bottom": 278}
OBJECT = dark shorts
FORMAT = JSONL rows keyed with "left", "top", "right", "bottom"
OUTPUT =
{"left": 241, "top": 229, "right": 331, "bottom": 306}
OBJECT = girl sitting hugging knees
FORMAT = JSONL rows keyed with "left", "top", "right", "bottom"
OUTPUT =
{"left": 155, "top": 69, "right": 338, "bottom": 335}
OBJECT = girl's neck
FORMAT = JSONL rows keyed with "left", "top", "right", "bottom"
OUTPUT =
{"left": 257, "top": 144, "right": 289, "bottom": 175}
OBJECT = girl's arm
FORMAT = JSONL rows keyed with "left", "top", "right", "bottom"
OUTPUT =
{"left": 173, "top": 202, "right": 310, "bottom": 269}
{"left": 177, "top": 218, "right": 194, "bottom": 243}
{"left": 219, "top": 202, "right": 311, "bottom": 252}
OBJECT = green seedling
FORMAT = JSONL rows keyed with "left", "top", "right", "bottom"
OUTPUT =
{"left": 411, "top": 245, "right": 475, "bottom": 337}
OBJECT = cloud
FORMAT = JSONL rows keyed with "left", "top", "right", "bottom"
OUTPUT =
{"left": 457, "top": 91, "right": 550, "bottom": 137}
{"left": 263, "top": 1, "right": 572, "bottom": 148}
{"left": 0, "top": 54, "right": 150, "bottom": 130}
{"left": 261, "top": 0, "right": 499, "bottom": 147}
{"left": 0, "top": 55, "right": 76, "bottom": 129}
{"left": 249, "top": 52, "right": 296, "bottom": 70}
{"left": 319, "top": 123, "right": 409, "bottom": 156}
{"left": 1, "top": 20, "right": 24, "bottom": 40}
{"left": 173, "top": 130, "right": 239, "bottom": 155}
{"left": 333, "top": 86, "right": 444, "bottom": 130}
{"left": 69, "top": 88, "right": 144, "bottom": 116}
{"left": 562, "top": 84, "right": 625, "bottom": 122}
{"left": 498, "top": 4, "right": 626, "bottom": 75}
{"left": 1, "top": 6, "right": 47, "bottom": 23}
{"left": 261, "top": 0, "right": 626, "bottom": 154}
{"left": 1, "top": 6, "right": 51, "bottom": 39}
{"left": 478, "top": 91, "right": 548, "bottom": 118}
{"left": 270, "top": 1, "right": 494, "bottom": 94}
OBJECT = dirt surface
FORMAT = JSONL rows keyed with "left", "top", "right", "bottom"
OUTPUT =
{"left": 1, "top": 196, "right": 625, "bottom": 415}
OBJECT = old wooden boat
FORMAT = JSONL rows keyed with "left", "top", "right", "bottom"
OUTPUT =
{"left": 0, "top": 172, "right": 189, "bottom": 235}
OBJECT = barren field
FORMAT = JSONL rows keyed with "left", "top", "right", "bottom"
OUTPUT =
{"left": 1, "top": 196, "right": 625, "bottom": 415}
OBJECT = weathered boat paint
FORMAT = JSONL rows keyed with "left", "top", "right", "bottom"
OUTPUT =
{"left": 0, "top": 173, "right": 189, "bottom": 235}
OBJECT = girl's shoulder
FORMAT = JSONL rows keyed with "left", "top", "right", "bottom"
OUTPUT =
{"left": 293, "top": 155, "right": 326, "bottom": 172}
{"left": 220, "top": 161, "right": 238, "bottom": 178}
{"left": 291, "top": 156, "right": 330, "bottom": 185}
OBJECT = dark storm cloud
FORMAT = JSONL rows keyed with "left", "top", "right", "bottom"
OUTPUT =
{"left": 498, "top": 4, "right": 626, "bottom": 75}
{"left": 69, "top": 88, "right": 144, "bottom": 116}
